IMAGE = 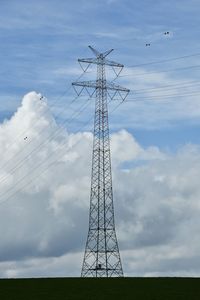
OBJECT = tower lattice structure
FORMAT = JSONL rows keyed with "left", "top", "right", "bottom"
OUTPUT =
{"left": 72, "top": 46, "right": 129, "bottom": 277}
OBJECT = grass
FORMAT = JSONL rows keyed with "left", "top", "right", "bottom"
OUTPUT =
{"left": 0, "top": 277, "right": 200, "bottom": 300}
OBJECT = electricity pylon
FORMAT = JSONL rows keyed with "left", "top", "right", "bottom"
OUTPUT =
{"left": 72, "top": 46, "right": 129, "bottom": 277}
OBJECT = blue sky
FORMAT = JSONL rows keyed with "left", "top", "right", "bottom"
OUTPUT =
{"left": 1, "top": 0, "right": 200, "bottom": 150}
{"left": 1, "top": 0, "right": 200, "bottom": 278}
{"left": 0, "top": 0, "right": 200, "bottom": 148}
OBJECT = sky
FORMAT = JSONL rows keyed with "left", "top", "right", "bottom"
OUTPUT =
{"left": 1, "top": 0, "right": 200, "bottom": 277}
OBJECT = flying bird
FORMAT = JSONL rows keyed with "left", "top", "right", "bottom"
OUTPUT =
{"left": 164, "top": 31, "right": 170, "bottom": 35}
{"left": 24, "top": 137, "right": 28, "bottom": 140}
{"left": 146, "top": 43, "right": 151, "bottom": 47}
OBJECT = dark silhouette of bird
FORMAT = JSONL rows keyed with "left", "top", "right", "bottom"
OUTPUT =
{"left": 146, "top": 43, "right": 151, "bottom": 47}
{"left": 40, "top": 96, "right": 44, "bottom": 100}
{"left": 24, "top": 137, "right": 27, "bottom": 140}
{"left": 164, "top": 31, "right": 170, "bottom": 35}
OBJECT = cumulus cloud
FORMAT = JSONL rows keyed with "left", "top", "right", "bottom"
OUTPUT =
{"left": 0, "top": 91, "right": 200, "bottom": 277}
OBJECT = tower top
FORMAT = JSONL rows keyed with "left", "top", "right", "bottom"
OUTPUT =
{"left": 88, "top": 45, "right": 114, "bottom": 59}
{"left": 77, "top": 46, "right": 124, "bottom": 70}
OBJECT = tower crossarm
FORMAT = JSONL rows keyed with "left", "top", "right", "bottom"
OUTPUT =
{"left": 72, "top": 80, "right": 130, "bottom": 92}
{"left": 78, "top": 58, "right": 124, "bottom": 68}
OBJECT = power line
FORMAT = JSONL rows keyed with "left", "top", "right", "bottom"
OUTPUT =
{"left": 124, "top": 91, "right": 200, "bottom": 102}
{"left": 0, "top": 70, "right": 87, "bottom": 169}
{"left": 77, "top": 87, "right": 200, "bottom": 102}
{"left": 0, "top": 94, "right": 79, "bottom": 174}
{"left": 128, "top": 51, "right": 200, "bottom": 68}
{"left": 2, "top": 50, "right": 200, "bottom": 206}
{"left": 129, "top": 80, "right": 200, "bottom": 94}
{"left": 0, "top": 72, "right": 120, "bottom": 189}
{"left": 1, "top": 44, "right": 94, "bottom": 157}
{"left": 118, "top": 63, "right": 200, "bottom": 78}
{"left": 0, "top": 98, "right": 93, "bottom": 204}
{"left": 0, "top": 71, "right": 90, "bottom": 174}
{"left": 0, "top": 97, "right": 122, "bottom": 207}
{"left": 0, "top": 97, "right": 93, "bottom": 189}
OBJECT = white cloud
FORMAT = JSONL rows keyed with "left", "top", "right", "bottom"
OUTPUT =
{"left": 0, "top": 91, "right": 200, "bottom": 277}
{"left": 110, "top": 65, "right": 200, "bottom": 129}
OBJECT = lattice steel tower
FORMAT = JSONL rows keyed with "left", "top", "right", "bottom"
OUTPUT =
{"left": 72, "top": 46, "right": 129, "bottom": 277}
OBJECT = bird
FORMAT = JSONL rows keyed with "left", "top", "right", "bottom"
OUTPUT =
{"left": 146, "top": 43, "right": 151, "bottom": 47}
{"left": 164, "top": 31, "right": 170, "bottom": 35}
{"left": 40, "top": 96, "right": 44, "bottom": 100}
{"left": 24, "top": 137, "right": 27, "bottom": 140}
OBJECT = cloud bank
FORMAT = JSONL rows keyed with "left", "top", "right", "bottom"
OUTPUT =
{"left": 0, "top": 91, "right": 200, "bottom": 277}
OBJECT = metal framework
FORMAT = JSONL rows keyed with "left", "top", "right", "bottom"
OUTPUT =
{"left": 72, "top": 46, "right": 129, "bottom": 277}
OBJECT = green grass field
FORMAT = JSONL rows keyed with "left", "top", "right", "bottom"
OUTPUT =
{"left": 0, "top": 277, "right": 200, "bottom": 300}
